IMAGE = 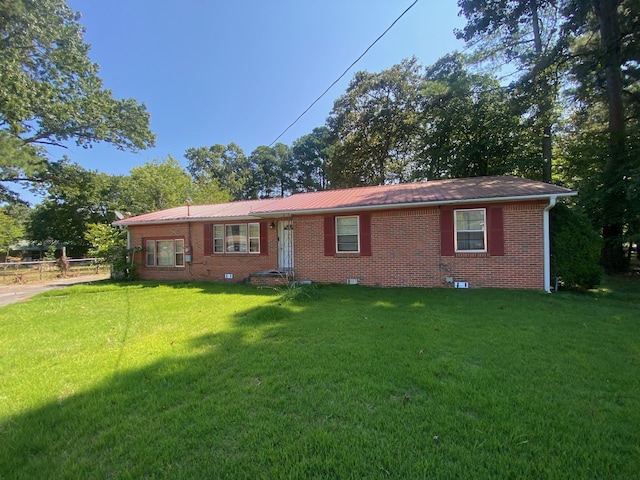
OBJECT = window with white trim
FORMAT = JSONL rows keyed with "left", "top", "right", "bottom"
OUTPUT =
{"left": 336, "top": 216, "right": 359, "bottom": 252}
{"left": 213, "top": 223, "right": 261, "bottom": 254}
{"left": 145, "top": 239, "right": 185, "bottom": 267}
{"left": 454, "top": 208, "right": 486, "bottom": 252}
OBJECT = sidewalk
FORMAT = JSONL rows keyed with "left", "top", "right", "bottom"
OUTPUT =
{"left": 0, "top": 274, "right": 111, "bottom": 307}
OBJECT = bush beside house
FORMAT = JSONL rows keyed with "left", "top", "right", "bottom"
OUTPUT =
{"left": 551, "top": 202, "right": 603, "bottom": 289}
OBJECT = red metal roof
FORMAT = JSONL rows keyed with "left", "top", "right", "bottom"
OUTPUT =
{"left": 254, "top": 176, "right": 574, "bottom": 214}
{"left": 115, "top": 176, "right": 575, "bottom": 225}
{"left": 114, "top": 199, "right": 280, "bottom": 225}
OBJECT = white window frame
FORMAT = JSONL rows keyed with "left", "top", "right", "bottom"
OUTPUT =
{"left": 336, "top": 215, "right": 360, "bottom": 253}
{"left": 213, "top": 225, "right": 224, "bottom": 253}
{"left": 145, "top": 239, "right": 185, "bottom": 267}
{"left": 454, "top": 208, "right": 487, "bottom": 252}
{"left": 213, "top": 223, "right": 261, "bottom": 254}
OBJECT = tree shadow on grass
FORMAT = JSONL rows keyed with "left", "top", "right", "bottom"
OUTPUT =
{"left": 0, "top": 283, "right": 457, "bottom": 476}
{"left": 0, "top": 283, "right": 435, "bottom": 478}
{"left": 3, "top": 282, "right": 636, "bottom": 478}
{"left": 0, "top": 284, "right": 364, "bottom": 478}
{"left": 0, "top": 313, "right": 302, "bottom": 477}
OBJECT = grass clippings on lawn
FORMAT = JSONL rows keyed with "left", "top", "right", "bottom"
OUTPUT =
{"left": 1, "top": 278, "right": 639, "bottom": 478}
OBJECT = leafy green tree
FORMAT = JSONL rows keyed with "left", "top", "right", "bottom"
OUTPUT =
{"left": 85, "top": 223, "right": 138, "bottom": 279}
{"left": 290, "top": 126, "right": 332, "bottom": 192}
{"left": 0, "top": 0, "right": 155, "bottom": 202}
{"left": 415, "top": 54, "right": 523, "bottom": 180}
{"left": 189, "top": 177, "right": 232, "bottom": 206}
{"left": 25, "top": 160, "right": 119, "bottom": 256}
{"left": 185, "top": 143, "right": 255, "bottom": 200}
{"left": 457, "top": 0, "right": 639, "bottom": 272}
{"left": 561, "top": 0, "right": 639, "bottom": 272}
{"left": 85, "top": 223, "right": 125, "bottom": 261}
{"left": 591, "top": 0, "right": 629, "bottom": 272}
{"left": 456, "top": 0, "right": 565, "bottom": 183}
{"left": 0, "top": 207, "right": 24, "bottom": 256}
{"left": 249, "top": 143, "right": 295, "bottom": 198}
{"left": 124, "top": 158, "right": 189, "bottom": 213}
{"left": 123, "top": 156, "right": 230, "bottom": 214}
{"left": 327, "top": 58, "right": 423, "bottom": 187}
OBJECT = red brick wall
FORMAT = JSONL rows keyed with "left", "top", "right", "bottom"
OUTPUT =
{"left": 126, "top": 200, "right": 547, "bottom": 289}
{"left": 127, "top": 222, "right": 279, "bottom": 283}
{"left": 292, "top": 201, "right": 546, "bottom": 289}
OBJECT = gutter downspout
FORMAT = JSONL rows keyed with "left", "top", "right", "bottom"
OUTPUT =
{"left": 543, "top": 195, "right": 557, "bottom": 293}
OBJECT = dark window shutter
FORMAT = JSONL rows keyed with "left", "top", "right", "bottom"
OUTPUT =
{"left": 259, "top": 221, "right": 269, "bottom": 256}
{"left": 488, "top": 206, "right": 505, "bottom": 256}
{"left": 203, "top": 223, "right": 212, "bottom": 255}
{"left": 360, "top": 213, "right": 372, "bottom": 256}
{"left": 440, "top": 208, "right": 455, "bottom": 256}
{"left": 324, "top": 215, "right": 335, "bottom": 256}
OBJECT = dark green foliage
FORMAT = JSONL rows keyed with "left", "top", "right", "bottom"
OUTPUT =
{"left": 185, "top": 143, "right": 256, "bottom": 200}
{"left": 25, "top": 160, "right": 121, "bottom": 255}
{"left": 551, "top": 202, "right": 603, "bottom": 289}
{"left": 0, "top": 0, "right": 155, "bottom": 202}
{"left": 290, "top": 126, "right": 331, "bottom": 192}
{"left": 327, "top": 58, "right": 423, "bottom": 186}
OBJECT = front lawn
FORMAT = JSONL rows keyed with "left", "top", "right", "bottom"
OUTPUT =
{"left": 1, "top": 278, "right": 639, "bottom": 478}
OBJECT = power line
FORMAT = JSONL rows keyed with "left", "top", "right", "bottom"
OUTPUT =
{"left": 268, "top": 0, "right": 419, "bottom": 147}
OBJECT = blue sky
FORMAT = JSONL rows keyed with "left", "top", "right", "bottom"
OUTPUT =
{"left": 63, "top": 1, "right": 466, "bottom": 176}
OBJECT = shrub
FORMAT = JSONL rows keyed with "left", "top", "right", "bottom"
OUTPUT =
{"left": 277, "top": 282, "right": 318, "bottom": 302}
{"left": 551, "top": 202, "right": 603, "bottom": 289}
{"left": 85, "top": 223, "right": 139, "bottom": 280}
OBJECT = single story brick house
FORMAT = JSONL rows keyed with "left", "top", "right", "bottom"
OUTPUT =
{"left": 113, "top": 176, "right": 575, "bottom": 291}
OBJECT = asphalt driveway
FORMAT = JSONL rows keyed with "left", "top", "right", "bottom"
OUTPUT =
{"left": 0, "top": 274, "right": 110, "bottom": 307}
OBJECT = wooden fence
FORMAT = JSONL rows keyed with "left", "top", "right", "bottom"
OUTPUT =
{"left": 0, "top": 258, "right": 109, "bottom": 285}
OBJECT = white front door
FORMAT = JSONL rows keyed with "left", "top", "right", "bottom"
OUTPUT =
{"left": 278, "top": 221, "right": 294, "bottom": 271}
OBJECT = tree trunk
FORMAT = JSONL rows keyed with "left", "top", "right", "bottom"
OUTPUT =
{"left": 530, "top": 0, "right": 553, "bottom": 183}
{"left": 595, "top": 0, "right": 628, "bottom": 272}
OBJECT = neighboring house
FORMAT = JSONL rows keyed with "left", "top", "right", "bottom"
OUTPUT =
{"left": 114, "top": 176, "right": 576, "bottom": 291}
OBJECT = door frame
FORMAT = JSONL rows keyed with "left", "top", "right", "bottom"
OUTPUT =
{"left": 278, "top": 220, "right": 294, "bottom": 271}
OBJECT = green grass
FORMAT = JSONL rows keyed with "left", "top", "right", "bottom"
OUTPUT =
{"left": 1, "top": 277, "right": 639, "bottom": 478}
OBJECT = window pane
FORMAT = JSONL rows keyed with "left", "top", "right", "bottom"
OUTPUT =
{"left": 337, "top": 216, "right": 358, "bottom": 232}
{"left": 214, "top": 225, "right": 224, "bottom": 253}
{"left": 146, "top": 240, "right": 155, "bottom": 266}
{"left": 338, "top": 224, "right": 359, "bottom": 235}
{"left": 457, "top": 232, "right": 485, "bottom": 250}
{"left": 175, "top": 240, "right": 185, "bottom": 266}
{"left": 337, "top": 235, "right": 359, "bottom": 251}
{"left": 249, "top": 223, "right": 260, "bottom": 253}
{"left": 456, "top": 210, "right": 485, "bottom": 230}
{"left": 157, "top": 240, "right": 174, "bottom": 266}
{"left": 226, "top": 224, "right": 247, "bottom": 253}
